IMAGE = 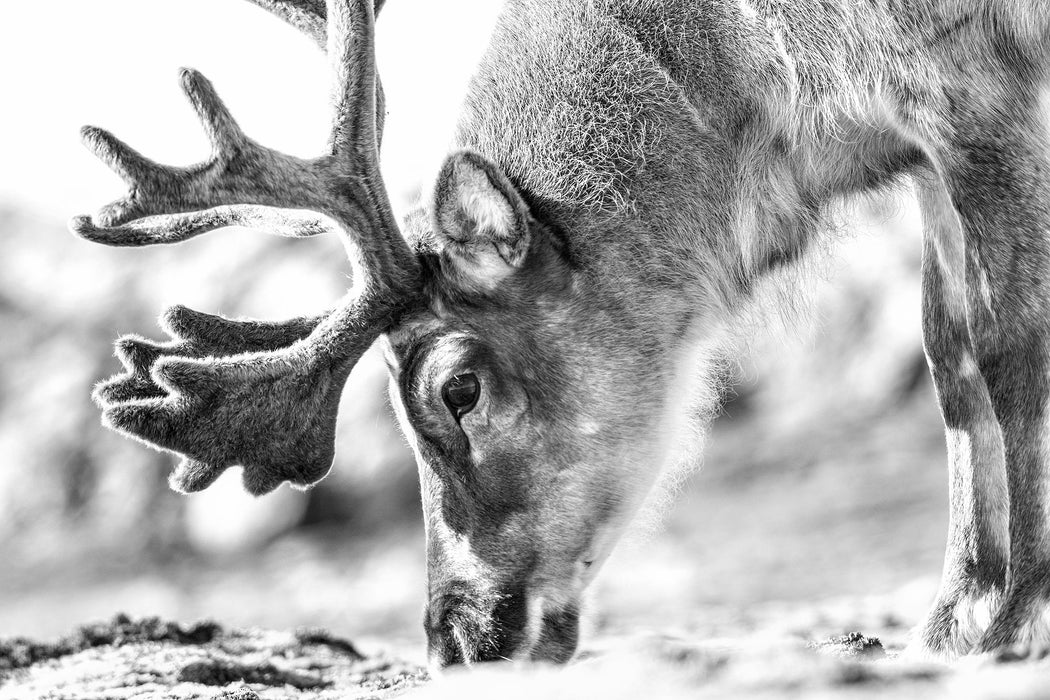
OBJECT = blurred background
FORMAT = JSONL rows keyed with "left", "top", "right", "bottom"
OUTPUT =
{"left": 0, "top": 0, "right": 947, "bottom": 661}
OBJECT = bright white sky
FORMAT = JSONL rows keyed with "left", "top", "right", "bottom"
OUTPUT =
{"left": 0, "top": 0, "right": 503, "bottom": 219}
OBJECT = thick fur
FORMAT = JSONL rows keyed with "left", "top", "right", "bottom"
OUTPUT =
{"left": 389, "top": 0, "right": 1050, "bottom": 665}
{"left": 76, "top": 2, "right": 425, "bottom": 499}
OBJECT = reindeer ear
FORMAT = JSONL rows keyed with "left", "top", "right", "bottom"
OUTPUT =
{"left": 433, "top": 150, "right": 532, "bottom": 285}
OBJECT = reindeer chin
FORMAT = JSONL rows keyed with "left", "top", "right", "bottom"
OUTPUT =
{"left": 525, "top": 602, "right": 582, "bottom": 664}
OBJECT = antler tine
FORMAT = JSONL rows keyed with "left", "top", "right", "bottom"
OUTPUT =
{"left": 327, "top": 0, "right": 378, "bottom": 160}
{"left": 79, "top": 125, "right": 160, "bottom": 189}
{"left": 70, "top": 67, "right": 339, "bottom": 242}
{"left": 94, "top": 306, "right": 324, "bottom": 407}
{"left": 242, "top": 0, "right": 386, "bottom": 146}
{"left": 83, "top": 0, "right": 423, "bottom": 495}
{"left": 241, "top": 0, "right": 387, "bottom": 47}
{"left": 71, "top": 1, "right": 390, "bottom": 246}
{"left": 318, "top": 0, "right": 415, "bottom": 300}
{"left": 243, "top": 0, "right": 327, "bottom": 47}
{"left": 71, "top": 205, "right": 331, "bottom": 247}
{"left": 180, "top": 68, "right": 247, "bottom": 159}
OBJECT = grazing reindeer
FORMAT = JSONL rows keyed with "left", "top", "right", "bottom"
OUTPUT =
{"left": 72, "top": 0, "right": 1050, "bottom": 666}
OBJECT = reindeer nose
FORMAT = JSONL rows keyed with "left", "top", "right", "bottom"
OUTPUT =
{"left": 424, "top": 583, "right": 528, "bottom": 667}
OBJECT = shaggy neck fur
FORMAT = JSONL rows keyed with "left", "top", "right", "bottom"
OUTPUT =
{"left": 451, "top": 0, "right": 951, "bottom": 343}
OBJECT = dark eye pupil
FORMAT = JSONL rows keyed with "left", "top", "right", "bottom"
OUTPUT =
{"left": 443, "top": 373, "right": 480, "bottom": 416}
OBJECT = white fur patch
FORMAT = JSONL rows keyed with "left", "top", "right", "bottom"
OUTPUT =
{"left": 976, "top": 264, "right": 995, "bottom": 318}
{"left": 577, "top": 419, "right": 602, "bottom": 436}
{"left": 519, "top": 594, "right": 548, "bottom": 661}
{"left": 945, "top": 418, "right": 1010, "bottom": 560}
{"left": 451, "top": 162, "right": 514, "bottom": 242}
{"left": 917, "top": 175, "right": 969, "bottom": 320}
{"left": 906, "top": 591, "right": 1002, "bottom": 660}
{"left": 958, "top": 352, "right": 980, "bottom": 379}
{"left": 440, "top": 159, "right": 519, "bottom": 290}
{"left": 464, "top": 192, "right": 512, "bottom": 241}
{"left": 737, "top": 0, "right": 759, "bottom": 22}
{"left": 608, "top": 317, "right": 725, "bottom": 554}
{"left": 655, "top": 323, "right": 720, "bottom": 477}
{"left": 447, "top": 244, "right": 514, "bottom": 291}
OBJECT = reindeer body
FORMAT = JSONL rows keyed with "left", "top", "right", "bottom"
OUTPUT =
{"left": 458, "top": 0, "right": 1049, "bottom": 316}
{"left": 444, "top": 0, "right": 1050, "bottom": 659}
{"left": 74, "top": 0, "right": 1050, "bottom": 666}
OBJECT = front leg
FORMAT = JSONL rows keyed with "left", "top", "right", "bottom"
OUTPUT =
{"left": 931, "top": 67, "right": 1050, "bottom": 655}
{"left": 913, "top": 176, "right": 1009, "bottom": 658}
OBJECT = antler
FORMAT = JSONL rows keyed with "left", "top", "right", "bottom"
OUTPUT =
{"left": 244, "top": 0, "right": 327, "bottom": 46}
{"left": 243, "top": 0, "right": 387, "bottom": 145}
{"left": 242, "top": 0, "right": 386, "bottom": 47}
{"left": 72, "top": 0, "right": 421, "bottom": 496}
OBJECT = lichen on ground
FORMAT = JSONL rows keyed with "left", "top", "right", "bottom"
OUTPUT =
{"left": 0, "top": 614, "right": 427, "bottom": 700}
{"left": 0, "top": 613, "right": 222, "bottom": 675}
{"left": 811, "top": 631, "right": 886, "bottom": 660}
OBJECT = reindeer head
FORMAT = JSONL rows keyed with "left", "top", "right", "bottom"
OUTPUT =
{"left": 73, "top": 0, "right": 682, "bottom": 667}
{"left": 380, "top": 149, "right": 683, "bottom": 665}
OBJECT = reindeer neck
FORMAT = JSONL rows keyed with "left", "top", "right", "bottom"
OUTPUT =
{"left": 454, "top": 0, "right": 931, "bottom": 337}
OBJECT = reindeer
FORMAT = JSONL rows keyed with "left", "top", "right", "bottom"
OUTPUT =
{"left": 71, "top": 0, "right": 1050, "bottom": 667}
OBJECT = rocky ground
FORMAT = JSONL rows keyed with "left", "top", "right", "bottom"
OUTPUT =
{"left": 0, "top": 615, "right": 427, "bottom": 699}
{"left": 6, "top": 612, "right": 1050, "bottom": 699}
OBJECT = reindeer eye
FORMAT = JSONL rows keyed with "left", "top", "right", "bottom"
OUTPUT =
{"left": 442, "top": 373, "right": 480, "bottom": 417}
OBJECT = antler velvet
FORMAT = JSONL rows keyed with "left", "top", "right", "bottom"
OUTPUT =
{"left": 71, "top": 0, "right": 420, "bottom": 495}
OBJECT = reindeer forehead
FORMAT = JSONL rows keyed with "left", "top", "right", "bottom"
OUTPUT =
{"left": 383, "top": 295, "right": 557, "bottom": 387}
{"left": 387, "top": 320, "right": 469, "bottom": 363}
{"left": 386, "top": 311, "right": 444, "bottom": 350}
{"left": 384, "top": 287, "right": 468, "bottom": 350}
{"left": 383, "top": 305, "right": 487, "bottom": 380}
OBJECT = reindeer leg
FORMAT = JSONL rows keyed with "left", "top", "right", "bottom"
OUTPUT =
{"left": 913, "top": 174, "right": 1009, "bottom": 659}
{"left": 933, "top": 79, "right": 1050, "bottom": 656}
